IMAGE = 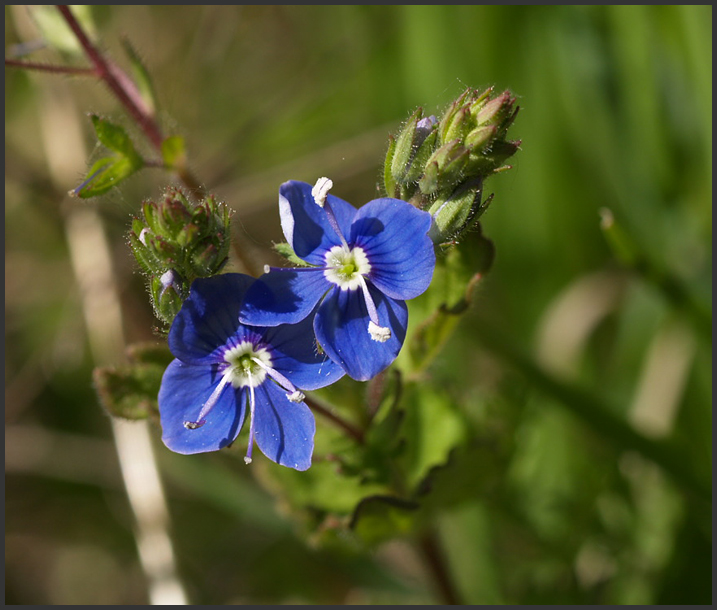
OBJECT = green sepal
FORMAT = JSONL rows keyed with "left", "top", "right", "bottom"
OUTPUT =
{"left": 404, "top": 128, "right": 437, "bottom": 186}
{"left": 390, "top": 108, "right": 421, "bottom": 184}
{"left": 273, "top": 242, "right": 311, "bottom": 267}
{"left": 383, "top": 135, "right": 398, "bottom": 198}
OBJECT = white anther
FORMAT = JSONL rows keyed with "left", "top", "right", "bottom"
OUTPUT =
{"left": 263, "top": 264, "right": 271, "bottom": 274}
{"left": 243, "top": 456, "right": 252, "bottom": 465}
{"left": 311, "top": 177, "right": 333, "bottom": 207}
{"left": 368, "top": 321, "right": 391, "bottom": 343}
{"left": 287, "top": 390, "right": 305, "bottom": 403}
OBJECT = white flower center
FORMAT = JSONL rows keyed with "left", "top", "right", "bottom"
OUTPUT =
{"left": 223, "top": 341, "right": 272, "bottom": 388}
{"left": 323, "top": 245, "right": 371, "bottom": 290}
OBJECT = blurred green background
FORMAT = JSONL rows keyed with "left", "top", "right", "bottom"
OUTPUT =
{"left": 5, "top": 5, "right": 711, "bottom": 604}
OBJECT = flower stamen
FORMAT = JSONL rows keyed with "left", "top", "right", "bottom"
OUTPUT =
{"left": 251, "top": 357, "right": 306, "bottom": 403}
{"left": 311, "top": 177, "right": 333, "bottom": 207}
{"left": 183, "top": 368, "right": 233, "bottom": 430}
{"left": 311, "top": 177, "right": 350, "bottom": 249}
{"left": 245, "top": 373, "right": 256, "bottom": 465}
{"left": 357, "top": 276, "right": 391, "bottom": 342}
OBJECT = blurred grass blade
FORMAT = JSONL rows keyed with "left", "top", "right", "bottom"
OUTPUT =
{"left": 600, "top": 208, "right": 712, "bottom": 342}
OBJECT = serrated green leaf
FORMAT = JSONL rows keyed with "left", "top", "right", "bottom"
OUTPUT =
{"left": 161, "top": 135, "right": 186, "bottom": 169}
{"left": 350, "top": 495, "right": 419, "bottom": 546}
{"left": 260, "top": 459, "right": 387, "bottom": 515}
{"left": 399, "top": 385, "right": 467, "bottom": 489}
{"left": 418, "top": 442, "right": 504, "bottom": 512}
{"left": 126, "top": 341, "right": 174, "bottom": 367}
{"left": 93, "top": 362, "right": 165, "bottom": 421}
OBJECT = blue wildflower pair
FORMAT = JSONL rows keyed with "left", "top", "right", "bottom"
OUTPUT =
{"left": 159, "top": 179, "right": 436, "bottom": 470}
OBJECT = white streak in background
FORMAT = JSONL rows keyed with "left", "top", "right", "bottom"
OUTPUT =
{"left": 629, "top": 320, "right": 695, "bottom": 439}
{"left": 41, "top": 75, "right": 188, "bottom": 604}
{"left": 536, "top": 271, "right": 627, "bottom": 378}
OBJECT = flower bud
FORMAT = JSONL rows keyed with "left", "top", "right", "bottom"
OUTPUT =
{"left": 129, "top": 187, "right": 232, "bottom": 328}
{"left": 384, "top": 108, "right": 439, "bottom": 201}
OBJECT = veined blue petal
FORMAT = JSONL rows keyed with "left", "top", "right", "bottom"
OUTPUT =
{"left": 314, "top": 286, "right": 408, "bottom": 381}
{"left": 351, "top": 198, "right": 436, "bottom": 300}
{"left": 253, "top": 381, "right": 315, "bottom": 471}
{"left": 239, "top": 268, "right": 331, "bottom": 327}
{"left": 279, "top": 180, "right": 357, "bottom": 265}
{"left": 159, "top": 360, "right": 245, "bottom": 454}
{"left": 262, "top": 314, "right": 345, "bottom": 390}
{"left": 169, "top": 273, "right": 255, "bottom": 364}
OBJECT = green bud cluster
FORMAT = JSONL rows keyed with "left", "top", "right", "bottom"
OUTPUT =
{"left": 129, "top": 187, "right": 232, "bottom": 328}
{"left": 384, "top": 87, "right": 520, "bottom": 243}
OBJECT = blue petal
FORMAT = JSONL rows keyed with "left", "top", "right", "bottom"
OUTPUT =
{"left": 253, "top": 381, "right": 315, "bottom": 471}
{"left": 169, "top": 274, "right": 254, "bottom": 364}
{"left": 262, "top": 314, "right": 345, "bottom": 390}
{"left": 313, "top": 286, "right": 408, "bottom": 381}
{"left": 159, "top": 359, "right": 245, "bottom": 454}
{"left": 239, "top": 268, "right": 331, "bottom": 327}
{"left": 279, "top": 180, "right": 357, "bottom": 265}
{"left": 351, "top": 198, "right": 436, "bottom": 300}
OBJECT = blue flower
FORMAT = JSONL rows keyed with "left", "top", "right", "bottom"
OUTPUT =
{"left": 240, "top": 179, "right": 436, "bottom": 381}
{"left": 158, "top": 273, "right": 344, "bottom": 470}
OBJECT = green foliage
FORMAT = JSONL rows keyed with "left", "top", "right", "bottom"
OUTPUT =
{"left": 93, "top": 342, "right": 173, "bottom": 420}
{"left": 160, "top": 135, "right": 186, "bottom": 170}
{"left": 73, "top": 116, "right": 144, "bottom": 198}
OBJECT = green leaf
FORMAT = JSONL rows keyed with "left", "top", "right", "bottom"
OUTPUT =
{"left": 259, "top": 459, "right": 387, "bottom": 516}
{"left": 398, "top": 385, "right": 468, "bottom": 489}
{"left": 418, "top": 442, "right": 504, "bottom": 512}
{"left": 350, "top": 496, "right": 419, "bottom": 546}
{"left": 161, "top": 135, "right": 187, "bottom": 170}
{"left": 72, "top": 116, "right": 144, "bottom": 197}
{"left": 73, "top": 155, "right": 142, "bottom": 198}
{"left": 126, "top": 341, "right": 174, "bottom": 367}
{"left": 401, "top": 236, "right": 493, "bottom": 373}
{"left": 90, "top": 115, "right": 142, "bottom": 161}
{"left": 92, "top": 362, "right": 164, "bottom": 421}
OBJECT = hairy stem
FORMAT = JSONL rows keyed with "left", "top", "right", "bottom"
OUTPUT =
{"left": 4, "top": 58, "right": 96, "bottom": 76}
{"left": 53, "top": 5, "right": 259, "bottom": 275}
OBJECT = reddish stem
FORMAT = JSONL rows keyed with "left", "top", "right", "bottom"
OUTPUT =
{"left": 4, "top": 58, "right": 97, "bottom": 76}
{"left": 303, "top": 395, "right": 365, "bottom": 445}
{"left": 56, "top": 5, "right": 164, "bottom": 150}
